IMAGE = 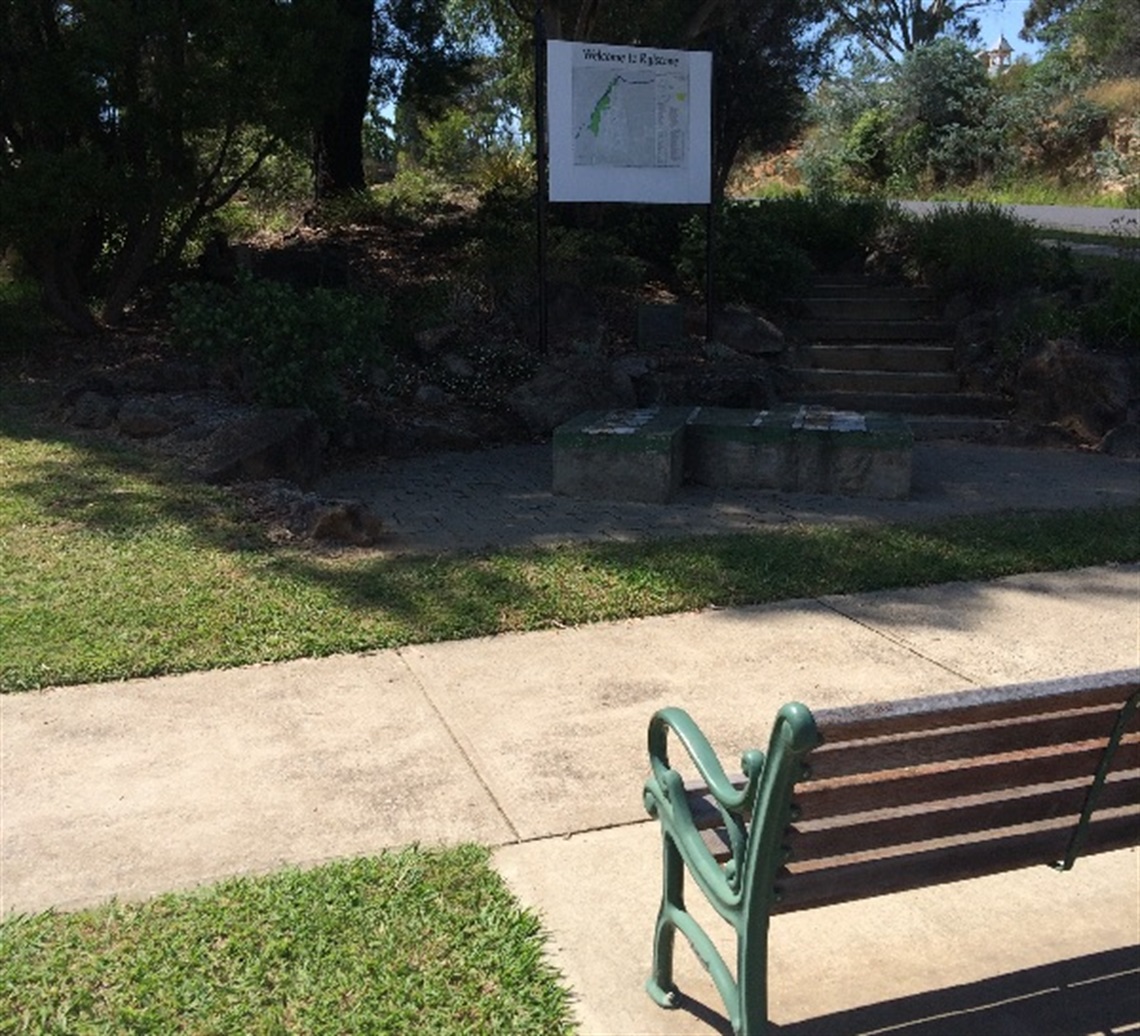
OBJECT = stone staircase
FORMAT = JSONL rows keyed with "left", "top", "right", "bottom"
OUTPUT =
{"left": 786, "top": 275, "right": 1010, "bottom": 437}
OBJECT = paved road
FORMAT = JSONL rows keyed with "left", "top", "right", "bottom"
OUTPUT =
{"left": 898, "top": 200, "right": 1139, "bottom": 235}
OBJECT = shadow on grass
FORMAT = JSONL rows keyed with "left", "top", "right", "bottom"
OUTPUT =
{"left": 267, "top": 505, "right": 1140, "bottom": 644}
{"left": 0, "top": 407, "right": 269, "bottom": 552}
{"left": 5, "top": 398, "right": 1140, "bottom": 676}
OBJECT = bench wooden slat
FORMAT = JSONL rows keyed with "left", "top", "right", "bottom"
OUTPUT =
{"left": 786, "top": 771, "right": 1140, "bottom": 862}
{"left": 806, "top": 704, "right": 1136, "bottom": 780}
{"left": 795, "top": 735, "right": 1140, "bottom": 821}
{"left": 770, "top": 809, "right": 1140, "bottom": 914}
{"left": 694, "top": 773, "right": 1139, "bottom": 864}
{"left": 812, "top": 672, "right": 1140, "bottom": 742}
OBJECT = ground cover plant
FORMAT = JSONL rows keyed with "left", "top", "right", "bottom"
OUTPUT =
{"left": 3, "top": 402, "right": 1138, "bottom": 693}
{"left": 0, "top": 845, "right": 574, "bottom": 1036}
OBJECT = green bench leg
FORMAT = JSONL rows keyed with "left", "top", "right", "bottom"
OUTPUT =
{"left": 646, "top": 831, "right": 683, "bottom": 1008}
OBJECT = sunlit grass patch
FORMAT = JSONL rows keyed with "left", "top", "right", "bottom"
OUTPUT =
{"left": 0, "top": 846, "right": 574, "bottom": 1036}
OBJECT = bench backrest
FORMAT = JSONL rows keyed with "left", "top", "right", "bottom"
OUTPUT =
{"left": 691, "top": 671, "right": 1140, "bottom": 916}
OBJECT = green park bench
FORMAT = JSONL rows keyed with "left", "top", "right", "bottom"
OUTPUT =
{"left": 642, "top": 669, "right": 1140, "bottom": 1036}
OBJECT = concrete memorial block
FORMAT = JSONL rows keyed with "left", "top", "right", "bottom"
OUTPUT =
{"left": 793, "top": 406, "right": 914, "bottom": 499}
{"left": 555, "top": 404, "right": 913, "bottom": 502}
{"left": 687, "top": 405, "right": 913, "bottom": 499}
{"left": 685, "top": 406, "right": 798, "bottom": 489}
{"left": 553, "top": 407, "right": 691, "bottom": 503}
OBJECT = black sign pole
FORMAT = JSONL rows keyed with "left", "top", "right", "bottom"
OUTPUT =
{"left": 705, "top": 48, "right": 716, "bottom": 344}
{"left": 534, "top": 3, "right": 550, "bottom": 354}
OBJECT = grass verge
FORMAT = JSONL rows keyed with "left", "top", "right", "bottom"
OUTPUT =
{"left": 0, "top": 845, "right": 574, "bottom": 1035}
{"left": 3, "top": 413, "right": 1139, "bottom": 692}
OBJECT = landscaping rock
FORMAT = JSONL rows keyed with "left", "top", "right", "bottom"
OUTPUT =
{"left": 713, "top": 305, "right": 785, "bottom": 356}
{"left": 1016, "top": 338, "right": 1132, "bottom": 441}
{"left": 308, "top": 500, "right": 385, "bottom": 546}
{"left": 1098, "top": 422, "right": 1140, "bottom": 458}
{"left": 118, "top": 399, "right": 178, "bottom": 439}
{"left": 507, "top": 356, "right": 625, "bottom": 435}
{"left": 198, "top": 409, "right": 323, "bottom": 488}
{"left": 69, "top": 390, "right": 119, "bottom": 429}
{"left": 234, "top": 480, "right": 384, "bottom": 545}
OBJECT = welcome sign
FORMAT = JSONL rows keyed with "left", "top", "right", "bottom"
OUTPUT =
{"left": 547, "top": 41, "right": 712, "bottom": 204}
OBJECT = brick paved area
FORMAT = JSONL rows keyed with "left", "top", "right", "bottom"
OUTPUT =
{"left": 314, "top": 440, "right": 1140, "bottom": 556}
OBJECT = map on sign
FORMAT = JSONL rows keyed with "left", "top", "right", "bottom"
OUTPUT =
{"left": 572, "top": 61, "right": 689, "bottom": 168}
{"left": 547, "top": 41, "right": 710, "bottom": 204}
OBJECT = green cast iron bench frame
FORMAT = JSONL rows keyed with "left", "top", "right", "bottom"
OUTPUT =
{"left": 642, "top": 669, "right": 1140, "bottom": 1036}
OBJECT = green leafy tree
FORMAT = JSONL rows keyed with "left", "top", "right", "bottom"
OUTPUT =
{"left": 376, "top": 0, "right": 482, "bottom": 164}
{"left": 1023, "top": 0, "right": 1140, "bottom": 76}
{"left": 802, "top": 38, "right": 999, "bottom": 191}
{"left": 0, "top": 0, "right": 346, "bottom": 333}
{"left": 820, "top": 0, "right": 997, "bottom": 63}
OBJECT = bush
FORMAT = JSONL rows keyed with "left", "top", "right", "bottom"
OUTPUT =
{"left": 678, "top": 195, "right": 896, "bottom": 307}
{"left": 898, "top": 203, "right": 1073, "bottom": 303}
{"left": 171, "top": 274, "right": 388, "bottom": 422}
{"left": 677, "top": 204, "right": 814, "bottom": 308}
{"left": 0, "top": 273, "right": 51, "bottom": 358}
{"left": 1078, "top": 260, "right": 1140, "bottom": 352}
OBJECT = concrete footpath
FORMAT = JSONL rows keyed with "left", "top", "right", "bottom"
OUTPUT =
{"left": 2, "top": 441, "right": 1140, "bottom": 1034}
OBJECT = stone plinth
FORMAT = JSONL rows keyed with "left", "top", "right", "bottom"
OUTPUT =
{"left": 685, "top": 406, "right": 797, "bottom": 489}
{"left": 687, "top": 405, "right": 913, "bottom": 499}
{"left": 553, "top": 408, "right": 691, "bottom": 503}
{"left": 556, "top": 405, "right": 913, "bottom": 502}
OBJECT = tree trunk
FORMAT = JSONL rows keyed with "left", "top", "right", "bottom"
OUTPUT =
{"left": 314, "top": 0, "right": 374, "bottom": 197}
{"left": 34, "top": 241, "right": 101, "bottom": 336}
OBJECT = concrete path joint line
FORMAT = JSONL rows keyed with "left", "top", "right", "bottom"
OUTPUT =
{"left": 814, "top": 595, "right": 983, "bottom": 685}
{"left": 393, "top": 647, "right": 523, "bottom": 842}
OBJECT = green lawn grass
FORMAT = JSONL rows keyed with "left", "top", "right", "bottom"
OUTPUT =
{"left": 3, "top": 411, "right": 1139, "bottom": 692}
{"left": 0, "top": 846, "right": 574, "bottom": 1035}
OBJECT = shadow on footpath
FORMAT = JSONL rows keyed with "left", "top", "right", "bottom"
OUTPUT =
{"left": 672, "top": 944, "right": 1140, "bottom": 1036}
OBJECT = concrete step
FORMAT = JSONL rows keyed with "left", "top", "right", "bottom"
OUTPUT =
{"left": 802, "top": 280, "right": 936, "bottom": 301}
{"left": 802, "top": 344, "right": 956, "bottom": 374}
{"left": 799, "top": 296, "right": 940, "bottom": 321}
{"left": 793, "top": 369, "right": 961, "bottom": 395}
{"left": 793, "top": 319, "right": 955, "bottom": 343}
{"left": 903, "top": 414, "right": 1013, "bottom": 441}
{"left": 785, "top": 389, "right": 1011, "bottom": 417}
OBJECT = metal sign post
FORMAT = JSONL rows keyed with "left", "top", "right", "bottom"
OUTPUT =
{"left": 534, "top": 3, "right": 550, "bottom": 354}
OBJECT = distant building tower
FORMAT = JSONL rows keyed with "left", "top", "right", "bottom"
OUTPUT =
{"left": 978, "top": 34, "right": 1014, "bottom": 75}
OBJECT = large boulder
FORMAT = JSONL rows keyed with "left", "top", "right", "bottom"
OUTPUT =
{"left": 1016, "top": 338, "right": 1133, "bottom": 441}
{"left": 507, "top": 356, "right": 627, "bottom": 435}
{"left": 713, "top": 305, "right": 785, "bottom": 356}
{"left": 197, "top": 409, "right": 323, "bottom": 488}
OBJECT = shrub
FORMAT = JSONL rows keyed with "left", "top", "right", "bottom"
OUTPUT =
{"left": 676, "top": 204, "right": 814, "bottom": 308}
{"left": 171, "top": 273, "right": 388, "bottom": 422}
{"left": 1078, "top": 260, "right": 1140, "bottom": 352}
{"left": 898, "top": 203, "right": 1073, "bottom": 303}
{"left": 0, "top": 273, "right": 51, "bottom": 358}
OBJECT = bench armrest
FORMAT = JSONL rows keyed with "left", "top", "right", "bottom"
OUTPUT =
{"left": 647, "top": 707, "right": 764, "bottom": 813}
{"left": 644, "top": 708, "right": 766, "bottom": 900}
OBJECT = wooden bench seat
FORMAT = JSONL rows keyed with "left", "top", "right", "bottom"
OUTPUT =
{"left": 642, "top": 669, "right": 1140, "bottom": 1035}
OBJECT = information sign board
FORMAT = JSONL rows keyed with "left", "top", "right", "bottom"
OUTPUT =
{"left": 547, "top": 41, "right": 712, "bottom": 204}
